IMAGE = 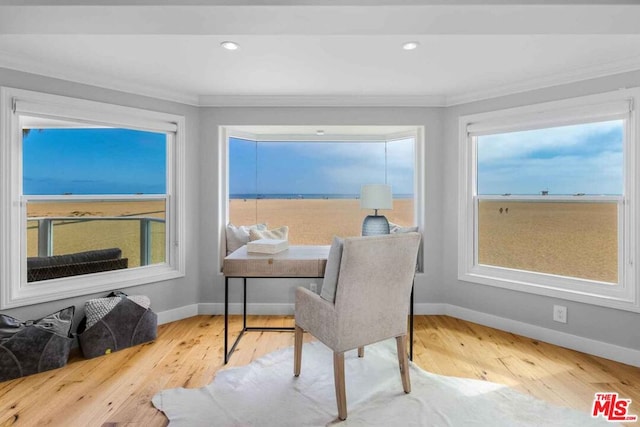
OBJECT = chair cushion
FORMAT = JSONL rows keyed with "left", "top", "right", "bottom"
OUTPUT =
{"left": 320, "top": 236, "right": 343, "bottom": 302}
{"left": 27, "top": 248, "right": 123, "bottom": 269}
{"left": 226, "top": 223, "right": 267, "bottom": 255}
{"left": 27, "top": 258, "right": 129, "bottom": 282}
{"left": 249, "top": 226, "right": 289, "bottom": 241}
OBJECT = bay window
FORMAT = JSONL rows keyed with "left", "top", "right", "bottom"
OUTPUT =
{"left": 220, "top": 126, "right": 423, "bottom": 268}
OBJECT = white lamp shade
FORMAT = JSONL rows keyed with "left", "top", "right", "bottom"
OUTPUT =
{"left": 360, "top": 184, "right": 393, "bottom": 210}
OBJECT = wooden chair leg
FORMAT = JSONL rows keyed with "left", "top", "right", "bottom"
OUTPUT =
{"left": 357, "top": 346, "right": 364, "bottom": 358}
{"left": 396, "top": 335, "right": 411, "bottom": 394}
{"left": 333, "top": 351, "right": 347, "bottom": 420}
{"left": 294, "top": 325, "right": 303, "bottom": 377}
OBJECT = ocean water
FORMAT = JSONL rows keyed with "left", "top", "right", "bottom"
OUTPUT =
{"left": 230, "top": 193, "right": 413, "bottom": 200}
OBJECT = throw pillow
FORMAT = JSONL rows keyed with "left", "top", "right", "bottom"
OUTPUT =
{"left": 226, "top": 223, "right": 267, "bottom": 255}
{"left": 389, "top": 222, "right": 419, "bottom": 234}
{"left": 320, "top": 236, "right": 343, "bottom": 303}
{"left": 84, "top": 295, "right": 151, "bottom": 330}
{"left": 249, "top": 226, "right": 289, "bottom": 241}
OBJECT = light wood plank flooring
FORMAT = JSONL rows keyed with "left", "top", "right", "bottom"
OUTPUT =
{"left": 1, "top": 315, "right": 638, "bottom": 426}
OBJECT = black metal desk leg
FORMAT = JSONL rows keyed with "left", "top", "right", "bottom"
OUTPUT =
{"left": 223, "top": 274, "right": 316, "bottom": 364}
{"left": 224, "top": 276, "right": 229, "bottom": 364}
{"left": 243, "top": 278, "right": 247, "bottom": 330}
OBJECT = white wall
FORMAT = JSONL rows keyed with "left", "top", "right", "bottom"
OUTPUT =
{"left": 199, "top": 74, "right": 640, "bottom": 361}
{"left": 442, "top": 70, "right": 640, "bottom": 353}
{"left": 3, "top": 64, "right": 639, "bottom": 363}
{"left": 0, "top": 67, "right": 202, "bottom": 327}
{"left": 198, "top": 107, "right": 446, "bottom": 312}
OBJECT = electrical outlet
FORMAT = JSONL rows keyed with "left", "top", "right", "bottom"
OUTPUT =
{"left": 309, "top": 282, "right": 318, "bottom": 293}
{"left": 553, "top": 305, "right": 567, "bottom": 323}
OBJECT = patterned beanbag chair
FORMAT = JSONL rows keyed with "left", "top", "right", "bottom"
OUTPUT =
{"left": 77, "top": 292, "right": 157, "bottom": 359}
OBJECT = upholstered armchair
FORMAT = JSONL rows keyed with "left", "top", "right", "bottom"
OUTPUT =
{"left": 293, "top": 232, "right": 421, "bottom": 421}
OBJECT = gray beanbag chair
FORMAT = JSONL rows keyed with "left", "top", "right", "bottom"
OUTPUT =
{"left": 77, "top": 293, "right": 157, "bottom": 359}
{"left": 0, "top": 306, "right": 75, "bottom": 382}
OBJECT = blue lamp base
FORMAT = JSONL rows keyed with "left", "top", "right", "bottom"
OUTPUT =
{"left": 362, "top": 215, "right": 390, "bottom": 236}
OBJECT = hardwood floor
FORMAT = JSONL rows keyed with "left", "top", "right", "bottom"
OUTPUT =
{"left": 1, "top": 315, "right": 638, "bottom": 426}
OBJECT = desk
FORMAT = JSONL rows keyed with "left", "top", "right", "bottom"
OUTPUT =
{"left": 222, "top": 245, "right": 414, "bottom": 364}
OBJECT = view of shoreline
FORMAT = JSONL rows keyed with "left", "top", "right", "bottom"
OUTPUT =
{"left": 24, "top": 198, "right": 617, "bottom": 284}
{"left": 230, "top": 193, "right": 414, "bottom": 200}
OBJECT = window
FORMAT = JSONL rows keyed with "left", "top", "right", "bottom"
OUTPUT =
{"left": 24, "top": 126, "right": 168, "bottom": 275}
{"left": 228, "top": 136, "right": 415, "bottom": 245}
{"left": 1, "top": 88, "right": 185, "bottom": 308}
{"left": 220, "top": 126, "right": 423, "bottom": 267}
{"left": 458, "top": 90, "right": 640, "bottom": 311}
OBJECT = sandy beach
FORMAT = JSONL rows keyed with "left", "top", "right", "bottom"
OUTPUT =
{"left": 229, "top": 198, "right": 414, "bottom": 245}
{"left": 27, "top": 200, "right": 166, "bottom": 267}
{"left": 478, "top": 201, "right": 617, "bottom": 283}
{"left": 25, "top": 198, "right": 617, "bottom": 284}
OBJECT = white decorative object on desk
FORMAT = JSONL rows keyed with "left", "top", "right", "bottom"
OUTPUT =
{"left": 247, "top": 238, "right": 289, "bottom": 254}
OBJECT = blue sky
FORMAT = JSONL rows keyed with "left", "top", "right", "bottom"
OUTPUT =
{"left": 23, "top": 128, "right": 166, "bottom": 195}
{"left": 229, "top": 138, "right": 415, "bottom": 196}
{"left": 477, "top": 120, "right": 623, "bottom": 195}
{"left": 23, "top": 121, "right": 620, "bottom": 197}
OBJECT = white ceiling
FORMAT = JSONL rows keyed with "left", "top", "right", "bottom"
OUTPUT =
{"left": 1, "top": 1, "right": 640, "bottom": 107}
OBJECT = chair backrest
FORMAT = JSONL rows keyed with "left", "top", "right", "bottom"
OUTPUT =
{"left": 332, "top": 232, "right": 421, "bottom": 351}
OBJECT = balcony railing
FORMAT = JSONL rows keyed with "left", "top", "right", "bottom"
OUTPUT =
{"left": 29, "top": 216, "right": 165, "bottom": 267}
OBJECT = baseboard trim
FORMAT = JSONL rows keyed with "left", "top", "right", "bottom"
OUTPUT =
{"left": 156, "top": 302, "right": 640, "bottom": 367}
{"left": 156, "top": 304, "right": 199, "bottom": 325}
{"left": 443, "top": 304, "right": 640, "bottom": 368}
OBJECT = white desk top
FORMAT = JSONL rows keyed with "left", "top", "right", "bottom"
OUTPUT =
{"left": 223, "top": 245, "right": 331, "bottom": 277}
{"left": 225, "top": 245, "right": 330, "bottom": 261}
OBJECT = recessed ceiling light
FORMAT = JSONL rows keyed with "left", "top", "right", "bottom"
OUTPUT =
{"left": 221, "top": 41, "right": 240, "bottom": 51}
{"left": 316, "top": 130, "right": 325, "bottom": 136}
{"left": 402, "top": 41, "right": 420, "bottom": 51}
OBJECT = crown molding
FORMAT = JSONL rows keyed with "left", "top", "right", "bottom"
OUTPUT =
{"left": 198, "top": 94, "right": 447, "bottom": 107}
{"left": 445, "top": 54, "right": 640, "bottom": 106}
{"left": 0, "top": 49, "right": 200, "bottom": 106}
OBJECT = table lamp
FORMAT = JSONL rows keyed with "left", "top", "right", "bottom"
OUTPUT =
{"left": 360, "top": 184, "right": 393, "bottom": 236}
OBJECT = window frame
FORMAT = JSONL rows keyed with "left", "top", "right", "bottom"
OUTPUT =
{"left": 0, "top": 87, "right": 186, "bottom": 309}
{"left": 458, "top": 89, "right": 640, "bottom": 312}
{"left": 218, "top": 126, "right": 425, "bottom": 273}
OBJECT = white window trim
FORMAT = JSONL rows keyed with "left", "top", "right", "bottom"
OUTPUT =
{"left": 217, "top": 126, "right": 425, "bottom": 274}
{"left": 0, "top": 87, "right": 186, "bottom": 309}
{"left": 458, "top": 88, "right": 640, "bottom": 312}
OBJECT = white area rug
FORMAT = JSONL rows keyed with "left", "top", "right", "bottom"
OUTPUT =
{"left": 152, "top": 340, "right": 613, "bottom": 427}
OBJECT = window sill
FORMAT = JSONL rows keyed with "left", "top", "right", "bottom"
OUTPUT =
{"left": 458, "top": 268, "right": 639, "bottom": 313}
{"left": 1, "top": 264, "right": 185, "bottom": 309}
